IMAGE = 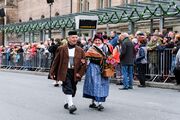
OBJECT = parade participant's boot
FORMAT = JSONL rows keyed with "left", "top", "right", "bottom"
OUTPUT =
{"left": 89, "top": 103, "right": 97, "bottom": 108}
{"left": 97, "top": 104, "right": 104, "bottom": 111}
{"left": 64, "top": 103, "right": 68, "bottom": 109}
{"left": 69, "top": 105, "right": 77, "bottom": 114}
{"left": 54, "top": 83, "right": 59, "bottom": 87}
{"left": 52, "top": 81, "right": 59, "bottom": 87}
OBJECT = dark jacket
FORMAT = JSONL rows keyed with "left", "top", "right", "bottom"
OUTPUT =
{"left": 48, "top": 44, "right": 59, "bottom": 61}
{"left": 50, "top": 45, "right": 86, "bottom": 81}
{"left": 120, "top": 37, "right": 135, "bottom": 65}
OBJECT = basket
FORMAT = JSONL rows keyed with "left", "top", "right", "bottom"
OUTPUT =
{"left": 102, "top": 67, "right": 114, "bottom": 77}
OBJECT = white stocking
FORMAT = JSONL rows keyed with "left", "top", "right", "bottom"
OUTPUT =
{"left": 66, "top": 95, "right": 73, "bottom": 106}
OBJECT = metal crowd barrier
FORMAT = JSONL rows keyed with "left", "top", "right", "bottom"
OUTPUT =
{"left": 0, "top": 51, "right": 52, "bottom": 72}
{"left": 144, "top": 48, "right": 175, "bottom": 83}
{"left": 0, "top": 48, "right": 176, "bottom": 83}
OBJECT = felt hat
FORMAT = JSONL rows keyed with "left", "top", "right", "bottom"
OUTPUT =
{"left": 68, "top": 30, "right": 78, "bottom": 36}
{"left": 93, "top": 34, "right": 103, "bottom": 42}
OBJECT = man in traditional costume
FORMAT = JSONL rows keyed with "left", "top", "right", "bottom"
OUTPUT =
{"left": 50, "top": 30, "right": 86, "bottom": 114}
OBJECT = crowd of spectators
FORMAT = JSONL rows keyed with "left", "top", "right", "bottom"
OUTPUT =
{"left": 0, "top": 30, "right": 180, "bottom": 84}
{"left": 0, "top": 38, "right": 67, "bottom": 70}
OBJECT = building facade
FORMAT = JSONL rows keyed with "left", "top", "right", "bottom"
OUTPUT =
{"left": 0, "top": 0, "right": 179, "bottom": 45}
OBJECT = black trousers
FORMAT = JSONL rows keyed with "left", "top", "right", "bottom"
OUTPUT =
{"left": 174, "top": 68, "right": 180, "bottom": 85}
{"left": 136, "top": 63, "right": 147, "bottom": 86}
{"left": 62, "top": 69, "right": 78, "bottom": 97}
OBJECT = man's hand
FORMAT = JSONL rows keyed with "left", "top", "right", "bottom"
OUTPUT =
{"left": 81, "top": 59, "right": 86, "bottom": 64}
{"left": 76, "top": 73, "right": 81, "bottom": 78}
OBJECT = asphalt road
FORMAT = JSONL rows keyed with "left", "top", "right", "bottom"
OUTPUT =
{"left": 0, "top": 71, "right": 180, "bottom": 120}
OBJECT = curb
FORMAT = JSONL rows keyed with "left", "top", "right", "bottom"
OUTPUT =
{"left": 110, "top": 78, "right": 180, "bottom": 90}
{"left": 1, "top": 69, "right": 180, "bottom": 90}
{"left": 0, "top": 69, "right": 48, "bottom": 76}
{"left": 145, "top": 81, "right": 180, "bottom": 90}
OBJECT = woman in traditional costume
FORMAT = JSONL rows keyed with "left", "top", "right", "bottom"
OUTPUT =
{"left": 83, "top": 33, "right": 112, "bottom": 111}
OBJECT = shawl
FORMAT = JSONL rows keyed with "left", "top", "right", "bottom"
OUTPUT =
{"left": 85, "top": 45, "right": 105, "bottom": 59}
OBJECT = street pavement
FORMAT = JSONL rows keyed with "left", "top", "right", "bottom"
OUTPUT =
{"left": 0, "top": 71, "right": 180, "bottom": 120}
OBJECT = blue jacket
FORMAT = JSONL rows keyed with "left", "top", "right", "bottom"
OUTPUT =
{"left": 109, "top": 34, "right": 119, "bottom": 48}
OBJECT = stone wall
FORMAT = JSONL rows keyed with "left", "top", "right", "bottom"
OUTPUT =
{"left": 6, "top": 7, "right": 18, "bottom": 23}
{"left": 17, "top": 0, "right": 74, "bottom": 21}
{"left": 17, "top": 0, "right": 139, "bottom": 22}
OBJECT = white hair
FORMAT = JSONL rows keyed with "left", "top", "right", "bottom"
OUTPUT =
{"left": 121, "top": 32, "right": 129, "bottom": 38}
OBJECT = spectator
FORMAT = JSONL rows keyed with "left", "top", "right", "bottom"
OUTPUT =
{"left": 48, "top": 38, "right": 62, "bottom": 87}
{"left": 109, "top": 31, "right": 119, "bottom": 48}
{"left": 102, "top": 35, "right": 109, "bottom": 44}
{"left": 135, "top": 37, "right": 148, "bottom": 87}
{"left": 158, "top": 36, "right": 174, "bottom": 75}
{"left": 171, "top": 34, "right": 180, "bottom": 73}
{"left": 0, "top": 46, "right": 3, "bottom": 66}
{"left": 147, "top": 32, "right": 162, "bottom": 79}
{"left": 17, "top": 46, "right": 24, "bottom": 66}
{"left": 83, "top": 38, "right": 92, "bottom": 52}
{"left": 119, "top": 32, "right": 135, "bottom": 90}
{"left": 174, "top": 48, "right": 180, "bottom": 85}
{"left": 112, "top": 41, "right": 122, "bottom": 85}
{"left": 61, "top": 38, "right": 68, "bottom": 46}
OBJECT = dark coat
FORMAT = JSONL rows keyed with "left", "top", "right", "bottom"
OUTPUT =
{"left": 120, "top": 37, "right": 135, "bottom": 65}
{"left": 50, "top": 45, "right": 86, "bottom": 81}
{"left": 48, "top": 44, "right": 59, "bottom": 60}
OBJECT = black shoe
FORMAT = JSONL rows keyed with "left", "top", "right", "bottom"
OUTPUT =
{"left": 116, "top": 81, "right": 123, "bottom": 85}
{"left": 64, "top": 103, "right": 68, "bottom": 109}
{"left": 116, "top": 82, "right": 121, "bottom": 85}
{"left": 119, "top": 87, "right": 128, "bottom": 90}
{"left": 97, "top": 104, "right": 104, "bottom": 111}
{"left": 54, "top": 84, "right": 59, "bottom": 87}
{"left": 69, "top": 105, "right": 77, "bottom": 114}
{"left": 89, "top": 103, "right": 97, "bottom": 108}
{"left": 138, "top": 85, "right": 146, "bottom": 87}
{"left": 128, "top": 86, "right": 133, "bottom": 89}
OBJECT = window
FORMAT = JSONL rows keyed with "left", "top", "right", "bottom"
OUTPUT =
{"left": 55, "top": 12, "right": 59, "bottom": 16}
{"left": 70, "top": 0, "right": 72, "bottom": 13}
{"left": 29, "top": 17, "right": 33, "bottom": 21}
{"left": 108, "top": 0, "right": 111, "bottom": 7}
{"left": 79, "top": 0, "right": 89, "bottom": 12}
{"left": 87, "top": 1, "right": 89, "bottom": 11}
{"left": 99, "top": 0, "right": 104, "bottom": 8}
{"left": 41, "top": 15, "right": 45, "bottom": 19}
{"left": 80, "top": 0, "right": 83, "bottom": 12}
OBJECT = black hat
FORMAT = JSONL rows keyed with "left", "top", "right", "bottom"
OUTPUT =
{"left": 137, "top": 32, "right": 145, "bottom": 36}
{"left": 93, "top": 34, "right": 103, "bottom": 42}
{"left": 102, "top": 35, "right": 108, "bottom": 39}
{"left": 68, "top": 30, "right": 77, "bottom": 36}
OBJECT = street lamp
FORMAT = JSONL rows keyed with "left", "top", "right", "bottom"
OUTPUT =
{"left": 0, "top": 8, "right": 5, "bottom": 46}
{"left": 46, "top": 0, "right": 54, "bottom": 39}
